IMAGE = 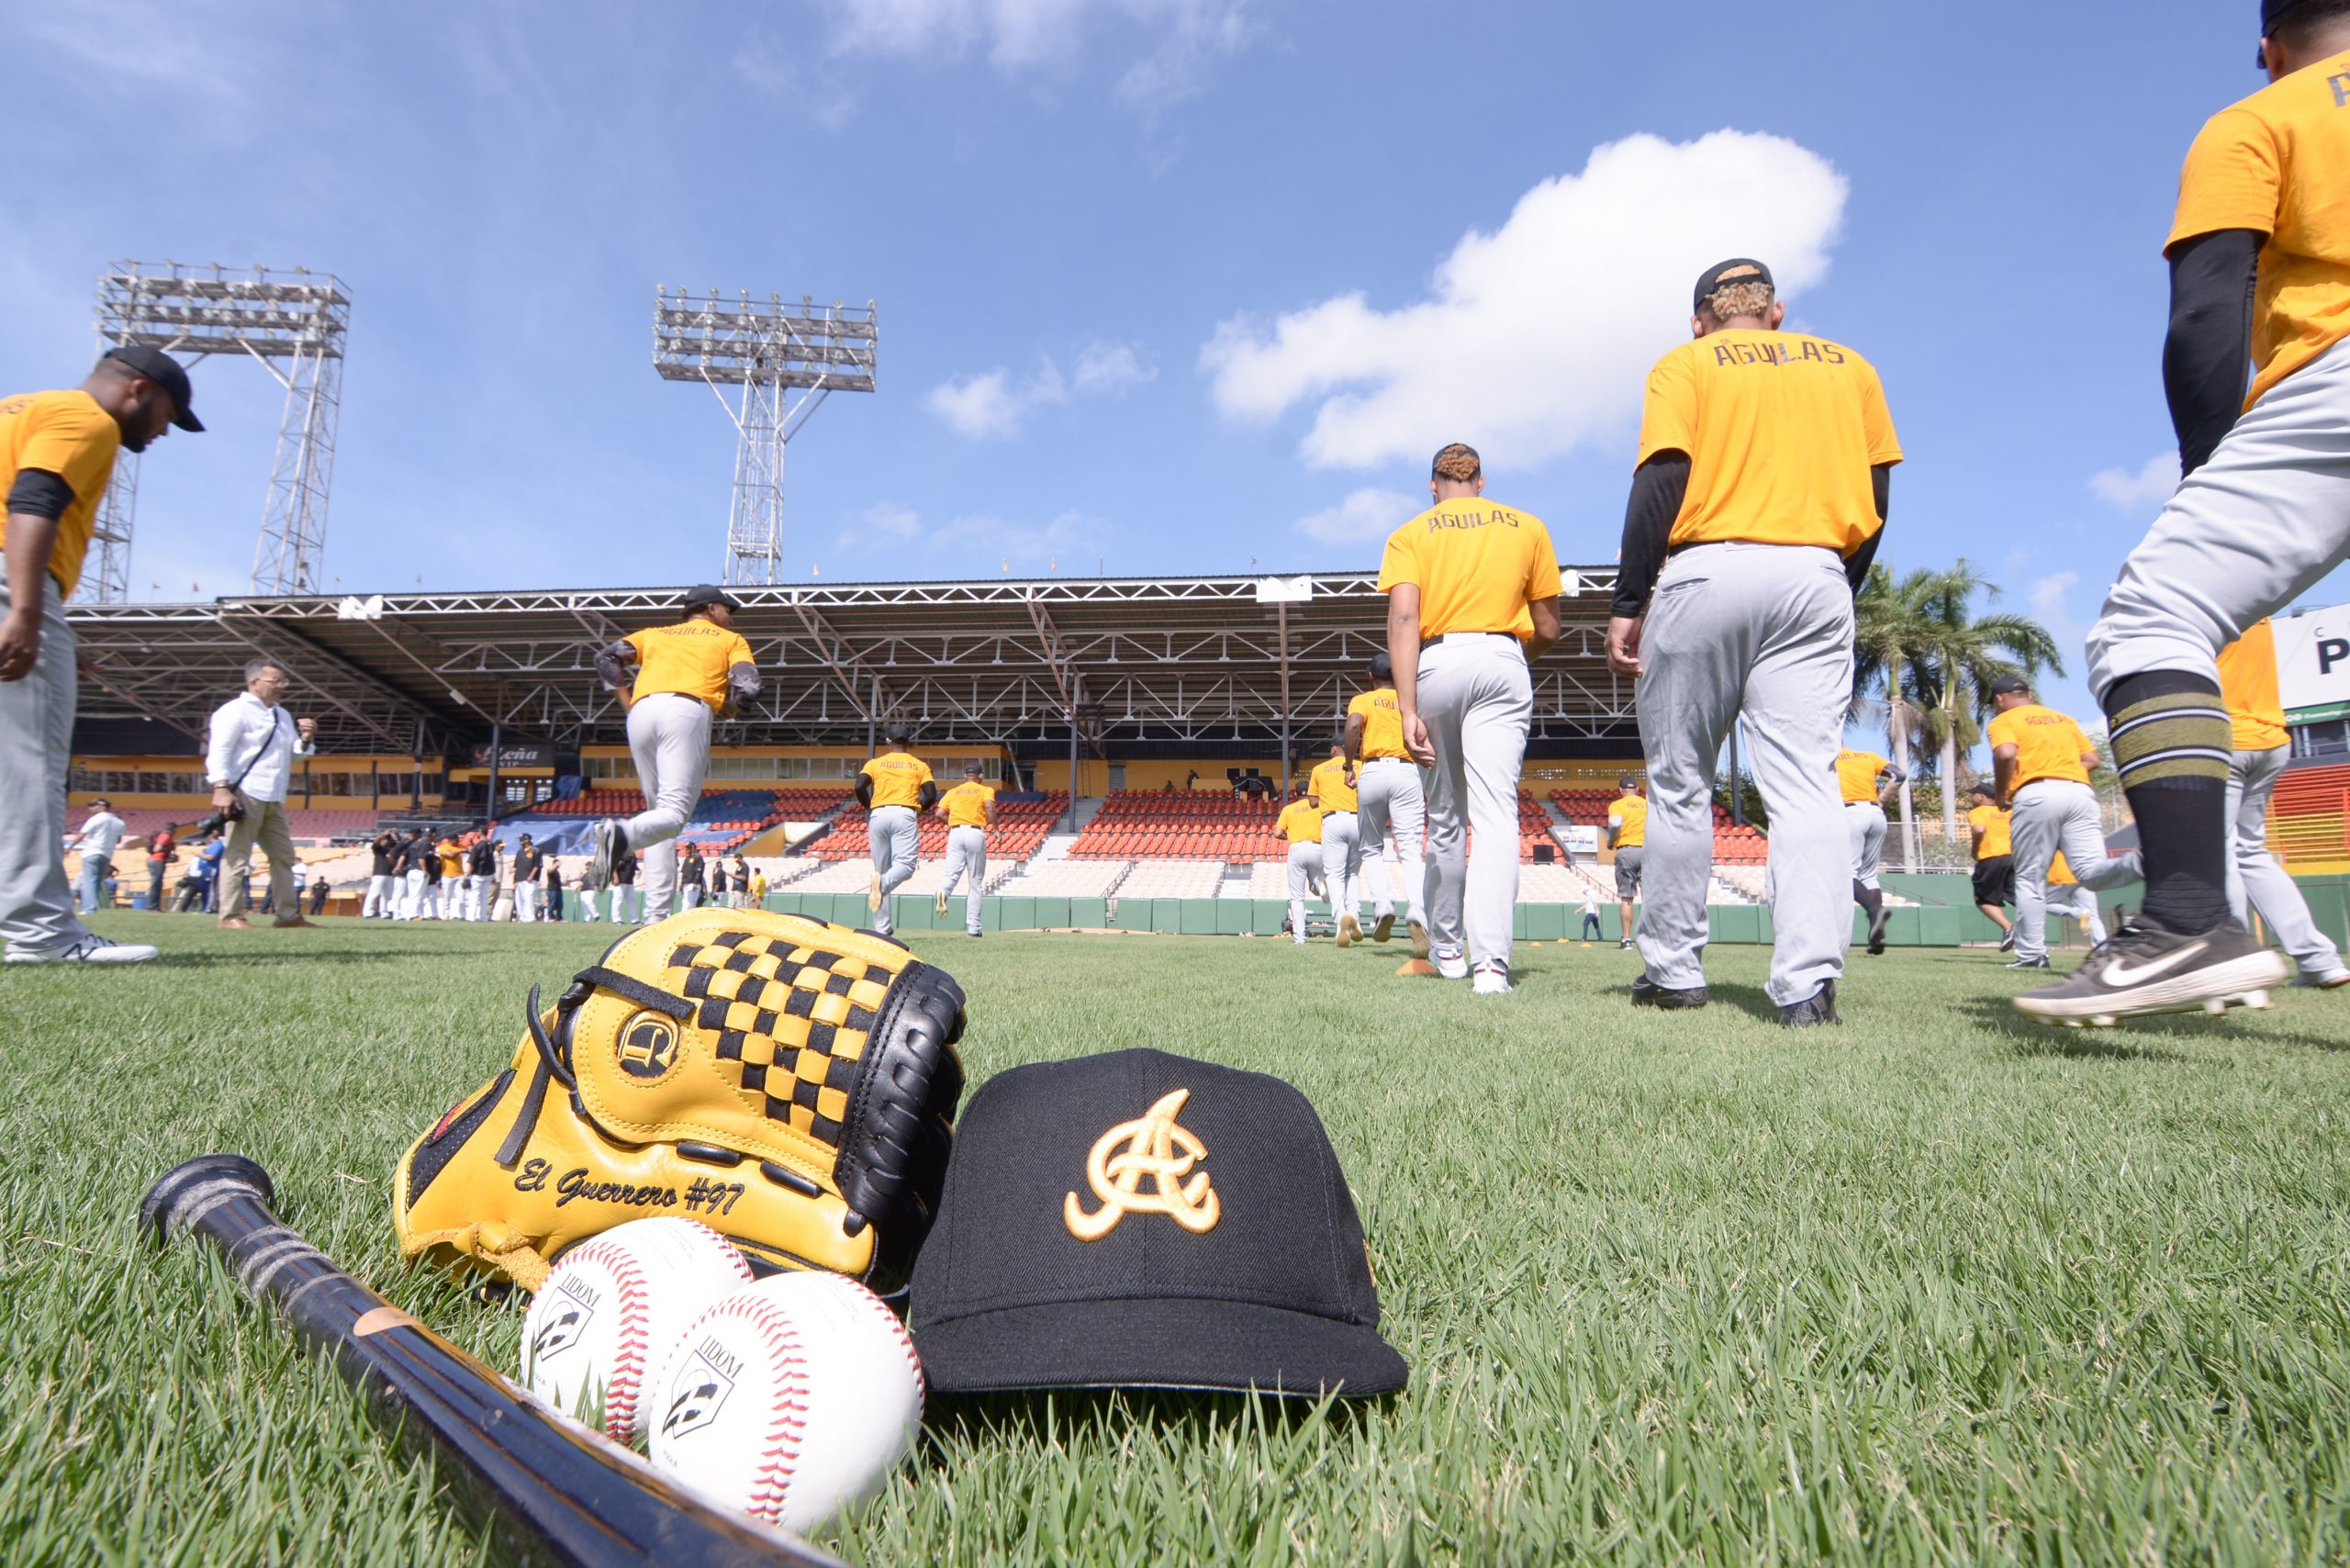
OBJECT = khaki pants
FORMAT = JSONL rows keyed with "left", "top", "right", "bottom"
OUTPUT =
{"left": 219, "top": 793, "right": 297, "bottom": 920}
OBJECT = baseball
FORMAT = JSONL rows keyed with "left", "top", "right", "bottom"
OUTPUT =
{"left": 646, "top": 1271, "right": 925, "bottom": 1531}
{"left": 520, "top": 1215, "right": 753, "bottom": 1445}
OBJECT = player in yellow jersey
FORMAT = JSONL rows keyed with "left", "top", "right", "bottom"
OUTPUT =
{"left": 589, "top": 585, "right": 761, "bottom": 923}
{"left": 1833, "top": 747, "right": 1905, "bottom": 956}
{"left": 1274, "top": 792, "right": 1327, "bottom": 945}
{"left": 934, "top": 762, "right": 996, "bottom": 937}
{"left": 1377, "top": 443, "right": 1562, "bottom": 994}
{"left": 2043, "top": 852, "right": 2109, "bottom": 949}
{"left": 1965, "top": 783, "right": 2019, "bottom": 950}
{"left": 1606, "top": 778, "right": 1648, "bottom": 955}
{"left": 1344, "top": 652, "right": 1426, "bottom": 953}
{"left": 1986, "top": 677, "right": 2134, "bottom": 971}
{"left": 858, "top": 723, "right": 936, "bottom": 937}
{"left": 1307, "top": 741, "right": 1364, "bottom": 946}
{"left": 2, "top": 347, "right": 199, "bottom": 966}
{"left": 2031, "top": 0, "right": 2350, "bottom": 1022}
{"left": 1609, "top": 259, "right": 1900, "bottom": 1025}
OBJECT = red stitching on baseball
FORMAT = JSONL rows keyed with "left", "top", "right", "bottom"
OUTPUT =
{"left": 699, "top": 1291, "right": 811, "bottom": 1526}
{"left": 554, "top": 1238, "right": 655, "bottom": 1440}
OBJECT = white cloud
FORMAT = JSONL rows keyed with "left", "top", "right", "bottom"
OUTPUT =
{"left": 1200, "top": 129, "right": 1849, "bottom": 471}
{"left": 831, "top": 502, "right": 1114, "bottom": 571}
{"left": 2031, "top": 570, "right": 2083, "bottom": 651}
{"left": 2088, "top": 454, "right": 2180, "bottom": 511}
{"left": 1296, "top": 487, "right": 1418, "bottom": 547}
{"left": 815, "top": 0, "right": 1253, "bottom": 115}
{"left": 926, "top": 342, "right": 1152, "bottom": 439}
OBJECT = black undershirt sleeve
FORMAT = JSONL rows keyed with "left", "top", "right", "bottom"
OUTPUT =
{"left": 2164, "top": 229, "right": 2261, "bottom": 476}
{"left": 1842, "top": 464, "right": 1894, "bottom": 593}
{"left": 6, "top": 469, "right": 73, "bottom": 520}
{"left": 1611, "top": 451, "right": 1690, "bottom": 619}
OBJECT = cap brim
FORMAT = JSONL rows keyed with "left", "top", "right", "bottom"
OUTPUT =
{"left": 172, "top": 408, "right": 203, "bottom": 432}
{"left": 912, "top": 1295, "right": 1408, "bottom": 1399}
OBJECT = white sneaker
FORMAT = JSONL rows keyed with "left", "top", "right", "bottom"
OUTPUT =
{"left": 1434, "top": 948, "right": 1469, "bottom": 980}
{"left": 7, "top": 934, "right": 159, "bottom": 964}
{"left": 1472, "top": 964, "right": 1511, "bottom": 995}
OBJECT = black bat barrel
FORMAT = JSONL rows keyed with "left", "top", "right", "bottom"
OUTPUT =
{"left": 140, "top": 1155, "right": 838, "bottom": 1568}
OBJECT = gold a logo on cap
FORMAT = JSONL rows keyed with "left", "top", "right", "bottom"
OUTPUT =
{"left": 1064, "top": 1088, "right": 1220, "bottom": 1241}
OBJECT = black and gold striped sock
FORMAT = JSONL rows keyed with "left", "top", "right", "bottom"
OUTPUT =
{"left": 2103, "top": 669, "right": 2231, "bottom": 934}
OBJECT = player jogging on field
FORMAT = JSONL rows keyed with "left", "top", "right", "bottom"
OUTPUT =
{"left": 2044, "top": 852, "right": 2109, "bottom": 948}
{"left": 1308, "top": 740, "right": 1364, "bottom": 946}
{"left": 1835, "top": 746, "right": 1904, "bottom": 956}
{"left": 1966, "top": 783, "right": 2019, "bottom": 950}
{"left": 934, "top": 762, "right": 995, "bottom": 937}
{"left": 588, "top": 585, "right": 761, "bottom": 924}
{"left": 1608, "top": 258, "right": 1902, "bottom": 1025}
{"left": 1275, "top": 791, "right": 1326, "bottom": 945}
{"left": 1379, "top": 442, "right": 1562, "bottom": 994}
{"left": 1345, "top": 652, "right": 1427, "bottom": 953}
{"left": 2020, "top": 0, "right": 2350, "bottom": 1022}
{"left": 1606, "top": 777, "right": 1647, "bottom": 951}
{"left": 858, "top": 723, "right": 935, "bottom": 937}
{"left": 1987, "top": 678, "right": 2134, "bottom": 971}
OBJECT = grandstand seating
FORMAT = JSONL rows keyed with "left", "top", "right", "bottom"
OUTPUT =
{"left": 2270, "top": 761, "right": 2350, "bottom": 868}
{"left": 1069, "top": 791, "right": 1283, "bottom": 861}
{"left": 509, "top": 788, "right": 843, "bottom": 858}
{"left": 1112, "top": 860, "right": 1225, "bottom": 899}
{"left": 994, "top": 859, "right": 1128, "bottom": 898}
{"left": 812, "top": 794, "right": 1065, "bottom": 863}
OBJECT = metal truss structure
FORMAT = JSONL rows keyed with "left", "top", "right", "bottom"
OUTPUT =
{"left": 65, "top": 567, "right": 1634, "bottom": 761}
{"left": 84, "top": 262, "right": 351, "bottom": 603}
{"left": 654, "top": 289, "right": 877, "bottom": 588}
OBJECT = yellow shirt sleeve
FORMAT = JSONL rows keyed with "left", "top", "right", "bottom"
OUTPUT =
{"left": 17, "top": 396, "right": 119, "bottom": 500}
{"left": 1523, "top": 518, "right": 1563, "bottom": 604}
{"left": 726, "top": 631, "right": 754, "bottom": 667}
{"left": 2168, "top": 105, "right": 2279, "bottom": 250}
{"left": 1859, "top": 364, "right": 1904, "bottom": 467}
{"left": 1986, "top": 711, "right": 2016, "bottom": 752}
{"left": 1374, "top": 525, "right": 1419, "bottom": 593}
{"left": 1634, "top": 347, "right": 1699, "bottom": 465}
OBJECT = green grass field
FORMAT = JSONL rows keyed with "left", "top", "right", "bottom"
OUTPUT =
{"left": 7, "top": 913, "right": 2350, "bottom": 1564}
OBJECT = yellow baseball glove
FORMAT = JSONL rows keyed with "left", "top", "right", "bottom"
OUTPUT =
{"left": 393, "top": 908, "right": 966, "bottom": 1293}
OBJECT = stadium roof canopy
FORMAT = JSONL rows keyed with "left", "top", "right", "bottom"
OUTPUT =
{"left": 67, "top": 566, "right": 1637, "bottom": 761}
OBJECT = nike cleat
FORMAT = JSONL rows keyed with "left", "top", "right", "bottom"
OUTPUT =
{"left": 1779, "top": 980, "right": 1840, "bottom": 1027}
{"left": 1998, "top": 924, "right": 2019, "bottom": 952}
{"left": 1631, "top": 974, "right": 1708, "bottom": 1010}
{"left": 2012, "top": 914, "right": 2290, "bottom": 1027}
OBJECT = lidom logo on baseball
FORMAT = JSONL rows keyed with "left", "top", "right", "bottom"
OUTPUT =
{"left": 660, "top": 1338, "right": 743, "bottom": 1440}
{"left": 529, "top": 1275, "right": 599, "bottom": 1363}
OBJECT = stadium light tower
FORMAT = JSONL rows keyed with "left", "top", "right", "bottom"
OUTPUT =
{"left": 85, "top": 261, "right": 351, "bottom": 602}
{"left": 653, "top": 287, "right": 877, "bottom": 587}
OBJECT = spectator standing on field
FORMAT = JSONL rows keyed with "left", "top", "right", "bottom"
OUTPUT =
{"left": 748, "top": 865, "right": 767, "bottom": 905}
{"left": 395, "top": 828, "right": 428, "bottom": 920}
{"left": 308, "top": 867, "right": 330, "bottom": 917}
{"left": 512, "top": 834, "right": 543, "bottom": 923}
{"left": 464, "top": 833, "right": 498, "bottom": 921}
{"left": 362, "top": 828, "right": 398, "bottom": 918}
{"left": 145, "top": 823, "right": 176, "bottom": 912}
{"left": 68, "top": 797, "right": 127, "bottom": 914}
{"left": 191, "top": 832, "right": 224, "bottom": 913}
{"left": 707, "top": 857, "right": 730, "bottom": 909}
{"left": 2, "top": 346, "right": 199, "bottom": 966}
{"left": 678, "top": 842, "right": 706, "bottom": 909}
{"left": 731, "top": 855, "right": 752, "bottom": 908}
{"left": 205, "top": 657, "right": 318, "bottom": 932}
{"left": 608, "top": 846, "right": 640, "bottom": 924}
{"left": 544, "top": 857, "right": 565, "bottom": 921}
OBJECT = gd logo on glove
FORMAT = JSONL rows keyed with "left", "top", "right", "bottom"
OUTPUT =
{"left": 615, "top": 1012, "right": 680, "bottom": 1081}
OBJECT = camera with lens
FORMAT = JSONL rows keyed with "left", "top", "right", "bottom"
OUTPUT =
{"left": 192, "top": 800, "right": 246, "bottom": 837}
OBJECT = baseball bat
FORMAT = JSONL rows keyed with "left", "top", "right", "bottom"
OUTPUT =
{"left": 140, "top": 1154, "right": 840, "bottom": 1568}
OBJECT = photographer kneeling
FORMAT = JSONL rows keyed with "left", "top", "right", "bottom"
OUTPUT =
{"left": 204, "top": 657, "right": 316, "bottom": 931}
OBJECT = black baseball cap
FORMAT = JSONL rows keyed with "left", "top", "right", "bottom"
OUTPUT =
{"left": 1971, "top": 781, "right": 1998, "bottom": 797}
{"left": 681, "top": 583, "right": 739, "bottom": 610}
{"left": 909, "top": 1048, "right": 1407, "bottom": 1397}
{"left": 2264, "top": 0, "right": 2312, "bottom": 30}
{"left": 1693, "top": 258, "right": 1774, "bottom": 312}
{"left": 1988, "top": 674, "right": 2031, "bottom": 696}
{"left": 101, "top": 346, "right": 203, "bottom": 431}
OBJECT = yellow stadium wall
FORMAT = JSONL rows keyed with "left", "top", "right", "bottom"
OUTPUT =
{"left": 69, "top": 753, "right": 445, "bottom": 811}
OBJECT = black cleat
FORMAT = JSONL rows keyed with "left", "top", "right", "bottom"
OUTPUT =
{"left": 1779, "top": 980, "right": 1840, "bottom": 1027}
{"left": 2005, "top": 956, "right": 2050, "bottom": 970}
{"left": 1866, "top": 904, "right": 1890, "bottom": 956}
{"left": 1998, "top": 924, "right": 2019, "bottom": 952}
{"left": 2014, "top": 914, "right": 2290, "bottom": 1027}
{"left": 589, "top": 820, "right": 623, "bottom": 890}
{"left": 1631, "top": 974, "right": 1708, "bottom": 1010}
{"left": 1618, "top": 937, "right": 1635, "bottom": 950}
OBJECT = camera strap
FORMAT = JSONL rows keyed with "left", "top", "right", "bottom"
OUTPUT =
{"left": 220, "top": 708, "right": 288, "bottom": 798}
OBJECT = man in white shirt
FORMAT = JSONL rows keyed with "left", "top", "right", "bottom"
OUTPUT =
{"left": 205, "top": 657, "right": 317, "bottom": 930}
{"left": 70, "top": 798, "right": 128, "bottom": 913}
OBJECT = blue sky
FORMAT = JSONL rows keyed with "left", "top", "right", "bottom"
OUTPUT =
{"left": 7, "top": 0, "right": 2336, "bottom": 743}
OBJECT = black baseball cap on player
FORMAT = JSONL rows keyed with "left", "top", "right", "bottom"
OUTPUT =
{"left": 101, "top": 346, "right": 203, "bottom": 431}
{"left": 2264, "top": 0, "right": 2314, "bottom": 30}
{"left": 1988, "top": 674, "right": 2031, "bottom": 696}
{"left": 680, "top": 583, "right": 739, "bottom": 611}
{"left": 1693, "top": 257, "right": 1774, "bottom": 313}
{"left": 908, "top": 1047, "right": 1407, "bottom": 1397}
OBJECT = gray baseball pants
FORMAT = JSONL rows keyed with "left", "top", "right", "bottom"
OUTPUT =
{"left": 2008, "top": 779, "right": 2134, "bottom": 963}
{"left": 621, "top": 692, "right": 711, "bottom": 924}
{"left": 1319, "top": 809, "right": 1361, "bottom": 926}
{"left": 1286, "top": 840, "right": 1326, "bottom": 940}
{"left": 0, "top": 586, "right": 92, "bottom": 958}
{"left": 1354, "top": 756, "right": 1425, "bottom": 921}
{"left": 1635, "top": 543, "right": 1852, "bottom": 1008}
{"left": 1417, "top": 633, "right": 1531, "bottom": 971}
{"left": 2088, "top": 334, "right": 2350, "bottom": 700}
{"left": 868, "top": 804, "right": 919, "bottom": 935}
{"left": 1845, "top": 801, "right": 1887, "bottom": 890}
{"left": 2047, "top": 883, "right": 2109, "bottom": 946}
{"left": 942, "top": 824, "right": 987, "bottom": 933}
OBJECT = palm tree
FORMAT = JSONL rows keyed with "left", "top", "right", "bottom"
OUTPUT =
{"left": 1852, "top": 565, "right": 1935, "bottom": 870}
{"left": 1910, "top": 562, "right": 2065, "bottom": 845}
